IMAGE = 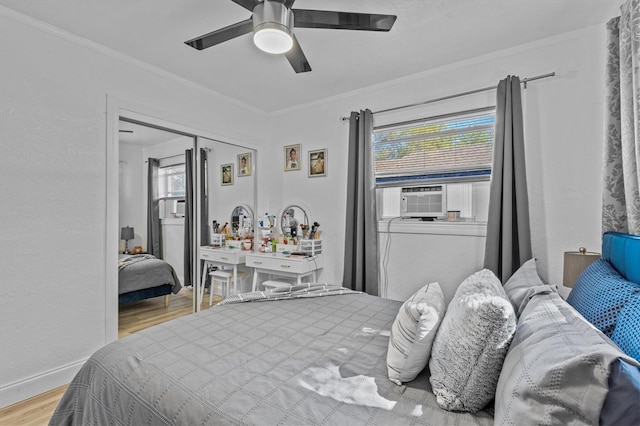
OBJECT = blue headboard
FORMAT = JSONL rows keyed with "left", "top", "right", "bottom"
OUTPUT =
{"left": 602, "top": 232, "right": 640, "bottom": 285}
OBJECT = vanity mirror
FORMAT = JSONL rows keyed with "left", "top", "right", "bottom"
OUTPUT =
{"left": 231, "top": 204, "right": 254, "bottom": 237}
{"left": 280, "top": 205, "right": 309, "bottom": 239}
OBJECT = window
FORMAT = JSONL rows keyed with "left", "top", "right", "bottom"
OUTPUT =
{"left": 375, "top": 107, "right": 495, "bottom": 221}
{"left": 158, "top": 164, "right": 186, "bottom": 198}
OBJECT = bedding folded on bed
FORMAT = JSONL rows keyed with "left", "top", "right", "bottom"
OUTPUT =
{"left": 217, "top": 283, "right": 360, "bottom": 305}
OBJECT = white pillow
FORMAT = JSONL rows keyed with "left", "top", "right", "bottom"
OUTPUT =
{"left": 429, "top": 269, "right": 517, "bottom": 412}
{"left": 386, "top": 282, "right": 446, "bottom": 385}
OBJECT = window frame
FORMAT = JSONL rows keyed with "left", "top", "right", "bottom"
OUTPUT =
{"left": 373, "top": 106, "right": 496, "bottom": 224}
{"left": 158, "top": 162, "right": 187, "bottom": 200}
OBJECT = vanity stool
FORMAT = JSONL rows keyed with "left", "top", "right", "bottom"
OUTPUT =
{"left": 209, "top": 270, "right": 232, "bottom": 305}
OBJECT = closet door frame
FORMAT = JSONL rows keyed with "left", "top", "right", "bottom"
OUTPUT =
{"left": 106, "top": 95, "right": 258, "bottom": 344}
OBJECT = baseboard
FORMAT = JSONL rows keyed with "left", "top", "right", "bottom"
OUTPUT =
{"left": 0, "top": 358, "right": 86, "bottom": 409}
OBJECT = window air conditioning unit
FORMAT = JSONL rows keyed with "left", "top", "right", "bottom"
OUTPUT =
{"left": 174, "top": 200, "right": 185, "bottom": 217}
{"left": 400, "top": 185, "right": 446, "bottom": 220}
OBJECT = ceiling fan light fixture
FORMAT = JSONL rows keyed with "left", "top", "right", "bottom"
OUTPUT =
{"left": 254, "top": 25, "right": 293, "bottom": 54}
{"left": 252, "top": 1, "right": 294, "bottom": 54}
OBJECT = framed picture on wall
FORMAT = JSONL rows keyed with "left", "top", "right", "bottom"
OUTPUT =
{"left": 221, "top": 163, "right": 233, "bottom": 186}
{"left": 284, "top": 144, "right": 301, "bottom": 171}
{"left": 237, "top": 152, "right": 252, "bottom": 177}
{"left": 308, "top": 149, "right": 327, "bottom": 177}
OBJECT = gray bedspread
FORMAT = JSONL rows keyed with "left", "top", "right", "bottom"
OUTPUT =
{"left": 118, "top": 254, "right": 182, "bottom": 294}
{"left": 50, "top": 293, "right": 493, "bottom": 425}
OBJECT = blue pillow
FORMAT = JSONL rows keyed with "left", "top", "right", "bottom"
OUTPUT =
{"left": 566, "top": 259, "right": 640, "bottom": 337}
{"left": 602, "top": 231, "right": 640, "bottom": 285}
{"left": 611, "top": 295, "right": 640, "bottom": 362}
{"left": 599, "top": 358, "right": 640, "bottom": 426}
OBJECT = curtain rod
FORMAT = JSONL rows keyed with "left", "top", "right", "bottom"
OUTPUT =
{"left": 144, "top": 147, "right": 212, "bottom": 163}
{"left": 340, "top": 72, "right": 555, "bottom": 121}
{"left": 145, "top": 153, "right": 184, "bottom": 164}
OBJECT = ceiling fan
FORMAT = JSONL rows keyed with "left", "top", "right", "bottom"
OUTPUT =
{"left": 184, "top": 0, "right": 397, "bottom": 73}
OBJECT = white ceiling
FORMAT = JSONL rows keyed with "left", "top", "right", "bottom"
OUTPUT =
{"left": 1, "top": 0, "right": 621, "bottom": 115}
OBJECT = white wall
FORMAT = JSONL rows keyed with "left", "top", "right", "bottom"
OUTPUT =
{"left": 119, "top": 143, "right": 145, "bottom": 252}
{"left": 266, "top": 25, "right": 609, "bottom": 303}
{"left": 0, "top": 11, "right": 267, "bottom": 407}
{"left": 202, "top": 138, "right": 256, "bottom": 229}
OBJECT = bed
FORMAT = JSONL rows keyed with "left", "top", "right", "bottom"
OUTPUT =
{"left": 118, "top": 254, "right": 182, "bottom": 305}
{"left": 51, "top": 233, "right": 639, "bottom": 425}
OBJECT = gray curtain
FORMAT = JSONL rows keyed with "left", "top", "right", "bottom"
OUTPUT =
{"left": 602, "top": 3, "right": 640, "bottom": 235}
{"left": 200, "top": 148, "right": 210, "bottom": 246}
{"left": 484, "top": 76, "right": 532, "bottom": 282}
{"left": 343, "top": 109, "right": 379, "bottom": 295}
{"left": 146, "top": 158, "right": 162, "bottom": 258}
{"left": 183, "top": 149, "right": 194, "bottom": 287}
{"left": 199, "top": 148, "right": 211, "bottom": 291}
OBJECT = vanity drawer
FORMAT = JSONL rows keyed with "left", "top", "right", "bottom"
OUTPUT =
{"left": 201, "top": 248, "right": 245, "bottom": 264}
{"left": 246, "top": 253, "right": 322, "bottom": 274}
{"left": 246, "top": 255, "right": 273, "bottom": 269}
{"left": 271, "top": 257, "right": 308, "bottom": 273}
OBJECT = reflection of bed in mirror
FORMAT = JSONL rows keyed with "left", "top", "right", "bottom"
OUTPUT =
{"left": 118, "top": 254, "right": 182, "bottom": 305}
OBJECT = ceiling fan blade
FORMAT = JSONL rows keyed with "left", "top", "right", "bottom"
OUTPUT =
{"left": 185, "top": 19, "right": 253, "bottom": 50}
{"left": 292, "top": 9, "right": 396, "bottom": 31}
{"left": 285, "top": 35, "right": 311, "bottom": 73}
{"left": 119, "top": 130, "right": 134, "bottom": 133}
{"left": 230, "top": 0, "right": 259, "bottom": 11}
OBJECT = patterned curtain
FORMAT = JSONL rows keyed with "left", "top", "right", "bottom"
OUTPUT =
{"left": 602, "top": 0, "right": 640, "bottom": 235}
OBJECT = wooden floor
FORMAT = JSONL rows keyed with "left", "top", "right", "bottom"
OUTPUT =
{"left": 0, "top": 287, "right": 218, "bottom": 426}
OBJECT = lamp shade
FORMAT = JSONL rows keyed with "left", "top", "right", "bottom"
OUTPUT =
{"left": 563, "top": 248, "right": 599, "bottom": 287}
{"left": 121, "top": 226, "right": 134, "bottom": 241}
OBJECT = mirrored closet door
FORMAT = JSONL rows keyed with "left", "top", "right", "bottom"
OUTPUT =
{"left": 118, "top": 121, "right": 256, "bottom": 335}
{"left": 195, "top": 137, "right": 256, "bottom": 312}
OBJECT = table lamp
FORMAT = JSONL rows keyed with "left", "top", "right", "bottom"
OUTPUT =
{"left": 121, "top": 226, "right": 134, "bottom": 254}
{"left": 563, "top": 247, "right": 599, "bottom": 287}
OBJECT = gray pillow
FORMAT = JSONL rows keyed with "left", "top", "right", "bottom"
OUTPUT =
{"left": 494, "top": 289, "right": 640, "bottom": 425}
{"left": 503, "top": 258, "right": 544, "bottom": 314}
{"left": 429, "top": 269, "right": 517, "bottom": 412}
{"left": 386, "top": 282, "right": 446, "bottom": 385}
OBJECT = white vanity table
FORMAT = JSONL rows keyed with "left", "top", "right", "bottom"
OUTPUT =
{"left": 199, "top": 246, "right": 247, "bottom": 302}
{"left": 246, "top": 252, "right": 324, "bottom": 291}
